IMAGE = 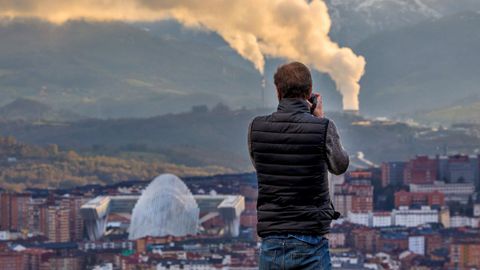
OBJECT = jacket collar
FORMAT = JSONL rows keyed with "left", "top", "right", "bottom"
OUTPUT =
{"left": 277, "top": 98, "right": 310, "bottom": 113}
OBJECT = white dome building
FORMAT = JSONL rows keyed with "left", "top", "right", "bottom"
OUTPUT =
{"left": 128, "top": 174, "right": 199, "bottom": 240}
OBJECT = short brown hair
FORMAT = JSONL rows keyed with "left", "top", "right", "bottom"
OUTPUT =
{"left": 274, "top": 62, "right": 312, "bottom": 99}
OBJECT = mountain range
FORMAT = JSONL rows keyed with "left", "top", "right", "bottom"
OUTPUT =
{"left": 0, "top": 98, "right": 82, "bottom": 122}
{"left": 0, "top": 19, "right": 264, "bottom": 118}
{"left": 356, "top": 11, "right": 480, "bottom": 117}
{"left": 0, "top": 1, "right": 479, "bottom": 122}
{"left": 327, "top": 0, "right": 480, "bottom": 46}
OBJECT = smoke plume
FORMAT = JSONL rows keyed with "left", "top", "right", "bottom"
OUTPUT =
{"left": 0, "top": 0, "right": 366, "bottom": 110}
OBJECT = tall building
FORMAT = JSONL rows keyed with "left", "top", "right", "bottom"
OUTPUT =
{"left": 334, "top": 189, "right": 352, "bottom": 217}
{"left": 394, "top": 190, "right": 445, "bottom": 208}
{"left": 450, "top": 239, "right": 480, "bottom": 269}
{"left": 334, "top": 182, "right": 374, "bottom": 215}
{"left": 346, "top": 168, "right": 382, "bottom": 187}
{"left": 0, "top": 252, "right": 24, "bottom": 270}
{"left": 45, "top": 256, "right": 84, "bottom": 270}
{"left": 377, "top": 231, "right": 408, "bottom": 253}
{"left": 0, "top": 192, "right": 31, "bottom": 232}
{"left": 425, "top": 233, "right": 443, "bottom": 255}
{"left": 22, "top": 248, "right": 53, "bottom": 270}
{"left": 328, "top": 228, "right": 347, "bottom": 248}
{"left": 27, "top": 199, "right": 47, "bottom": 235}
{"left": 392, "top": 206, "right": 439, "bottom": 227}
{"left": 474, "top": 203, "right": 480, "bottom": 217}
{"left": 408, "top": 236, "right": 426, "bottom": 255}
{"left": 0, "top": 192, "right": 11, "bottom": 230}
{"left": 438, "top": 155, "right": 479, "bottom": 184}
{"left": 45, "top": 206, "right": 71, "bottom": 243}
{"left": 372, "top": 212, "right": 392, "bottom": 227}
{"left": 348, "top": 212, "right": 370, "bottom": 226}
{"left": 404, "top": 156, "right": 437, "bottom": 185}
{"left": 12, "top": 193, "right": 31, "bottom": 232}
{"left": 328, "top": 173, "right": 345, "bottom": 202}
{"left": 347, "top": 169, "right": 373, "bottom": 180}
{"left": 60, "top": 196, "right": 88, "bottom": 241}
{"left": 381, "top": 161, "right": 406, "bottom": 187}
{"left": 409, "top": 182, "right": 475, "bottom": 204}
{"left": 351, "top": 183, "right": 373, "bottom": 213}
{"left": 351, "top": 227, "right": 378, "bottom": 254}
{"left": 39, "top": 204, "right": 49, "bottom": 238}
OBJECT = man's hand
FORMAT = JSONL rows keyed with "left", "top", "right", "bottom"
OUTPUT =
{"left": 306, "top": 93, "right": 324, "bottom": 118}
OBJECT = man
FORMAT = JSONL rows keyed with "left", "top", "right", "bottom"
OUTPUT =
{"left": 248, "top": 62, "right": 349, "bottom": 269}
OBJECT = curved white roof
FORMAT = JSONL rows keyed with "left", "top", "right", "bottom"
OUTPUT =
{"left": 128, "top": 174, "right": 199, "bottom": 240}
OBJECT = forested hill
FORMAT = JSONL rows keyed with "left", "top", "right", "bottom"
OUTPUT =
{"left": 0, "top": 136, "right": 231, "bottom": 191}
{"left": 1, "top": 105, "right": 479, "bottom": 173}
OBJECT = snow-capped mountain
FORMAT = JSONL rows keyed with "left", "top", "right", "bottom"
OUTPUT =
{"left": 326, "top": 0, "right": 480, "bottom": 45}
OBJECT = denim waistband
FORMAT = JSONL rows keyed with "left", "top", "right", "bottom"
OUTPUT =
{"left": 263, "top": 233, "right": 327, "bottom": 245}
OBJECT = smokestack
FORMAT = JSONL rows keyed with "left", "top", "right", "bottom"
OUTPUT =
{"left": 0, "top": 0, "right": 365, "bottom": 110}
{"left": 261, "top": 76, "right": 266, "bottom": 109}
{"left": 344, "top": 109, "right": 359, "bottom": 115}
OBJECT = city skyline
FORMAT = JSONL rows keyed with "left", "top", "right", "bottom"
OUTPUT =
{"left": 1, "top": 151, "right": 480, "bottom": 269}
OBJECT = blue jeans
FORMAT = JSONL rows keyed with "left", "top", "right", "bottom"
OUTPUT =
{"left": 259, "top": 234, "right": 331, "bottom": 270}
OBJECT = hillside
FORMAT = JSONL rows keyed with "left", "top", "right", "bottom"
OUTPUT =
{"left": 0, "top": 98, "right": 82, "bottom": 122}
{"left": 327, "top": 0, "right": 480, "bottom": 46}
{"left": 0, "top": 136, "right": 231, "bottom": 191}
{"left": 0, "top": 107, "right": 479, "bottom": 172}
{"left": 0, "top": 19, "right": 264, "bottom": 118}
{"left": 410, "top": 98, "right": 480, "bottom": 125}
{"left": 356, "top": 12, "right": 480, "bottom": 117}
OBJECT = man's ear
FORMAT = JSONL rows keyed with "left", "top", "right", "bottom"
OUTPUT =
{"left": 276, "top": 88, "right": 282, "bottom": 101}
{"left": 305, "top": 87, "right": 313, "bottom": 99}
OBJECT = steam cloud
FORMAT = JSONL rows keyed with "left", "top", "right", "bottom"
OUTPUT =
{"left": 0, "top": 0, "right": 366, "bottom": 110}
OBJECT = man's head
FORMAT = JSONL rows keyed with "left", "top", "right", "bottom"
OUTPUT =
{"left": 274, "top": 61, "right": 312, "bottom": 100}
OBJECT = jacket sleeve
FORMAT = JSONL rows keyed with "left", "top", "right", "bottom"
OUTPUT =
{"left": 325, "top": 120, "right": 349, "bottom": 175}
{"left": 247, "top": 119, "right": 255, "bottom": 168}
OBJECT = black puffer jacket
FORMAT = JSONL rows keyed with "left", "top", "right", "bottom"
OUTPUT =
{"left": 248, "top": 98, "right": 342, "bottom": 237}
